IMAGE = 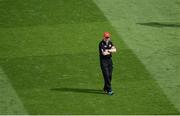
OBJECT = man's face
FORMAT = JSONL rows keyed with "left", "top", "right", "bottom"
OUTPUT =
{"left": 104, "top": 37, "right": 110, "bottom": 42}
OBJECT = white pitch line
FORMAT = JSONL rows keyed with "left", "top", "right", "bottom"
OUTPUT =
{"left": 0, "top": 67, "right": 27, "bottom": 114}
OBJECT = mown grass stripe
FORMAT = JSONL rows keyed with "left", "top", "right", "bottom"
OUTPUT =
{"left": 0, "top": 67, "right": 27, "bottom": 114}
{"left": 93, "top": 0, "right": 180, "bottom": 112}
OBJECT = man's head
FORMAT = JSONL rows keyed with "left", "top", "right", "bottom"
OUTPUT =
{"left": 103, "top": 32, "right": 110, "bottom": 41}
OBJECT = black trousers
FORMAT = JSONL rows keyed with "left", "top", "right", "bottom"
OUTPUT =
{"left": 100, "top": 58, "right": 113, "bottom": 92}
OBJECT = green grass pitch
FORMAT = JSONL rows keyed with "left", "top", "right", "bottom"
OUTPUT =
{"left": 0, "top": 0, "right": 180, "bottom": 114}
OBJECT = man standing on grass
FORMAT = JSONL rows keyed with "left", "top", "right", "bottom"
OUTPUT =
{"left": 99, "top": 32, "right": 117, "bottom": 96}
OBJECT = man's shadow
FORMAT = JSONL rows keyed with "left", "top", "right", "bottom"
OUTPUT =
{"left": 50, "top": 87, "right": 104, "bottom": 95}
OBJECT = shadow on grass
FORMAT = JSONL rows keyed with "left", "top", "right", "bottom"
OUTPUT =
{"left": 137, "top": 22, "right": 180, "bottom": 28}
{"left": 50, "top": 87, "right": 104, "bottom": 95}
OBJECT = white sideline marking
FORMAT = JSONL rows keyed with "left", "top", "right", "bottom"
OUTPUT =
{"left": 0, "top": 67, "right": 27, "bottom": 114}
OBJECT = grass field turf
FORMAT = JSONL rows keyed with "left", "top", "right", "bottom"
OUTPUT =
{"left": 94, "top": 0, "right": 180, "bottom": 111}
{"left": 0, "top": 0, "right": 179, "bottom": 114}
